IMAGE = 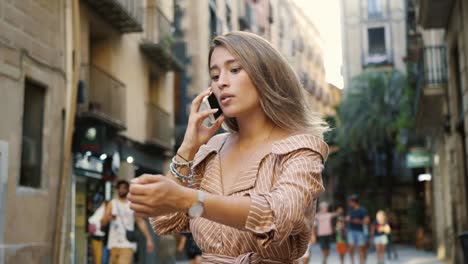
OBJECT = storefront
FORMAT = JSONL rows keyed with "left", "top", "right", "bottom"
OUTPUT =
{"left": 70, "top": 120, "right": 169, "bottom": 263}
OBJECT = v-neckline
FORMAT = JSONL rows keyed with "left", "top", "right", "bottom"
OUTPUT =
{"left": 217, "top": 134, "right": 273, "bottom": 196}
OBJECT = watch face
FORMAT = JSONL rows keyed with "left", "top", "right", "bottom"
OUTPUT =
{"left": 188, "top": 202, "right": 204, "bottom": 218}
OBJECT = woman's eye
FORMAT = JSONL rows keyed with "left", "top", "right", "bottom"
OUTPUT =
{"left": 211, "top": 75, "right": 219, "bottom": 81}
{"left": 231, "top": 68, "right": 241, "bottom": 74}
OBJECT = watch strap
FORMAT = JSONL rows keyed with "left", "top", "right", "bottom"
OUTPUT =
{"left": 198, "top": 190, "right": 205, "bottom": 203}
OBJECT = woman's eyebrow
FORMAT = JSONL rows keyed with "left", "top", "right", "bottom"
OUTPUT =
{"left": 209, "top": 59, "right": 239, "bottom": 71}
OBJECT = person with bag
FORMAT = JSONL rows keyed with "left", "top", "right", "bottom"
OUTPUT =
{"left": 88, "top": 201, "right": 107, "bottom": 264}
{"left": 101, "top": 180, "right": 154, "bottom": 264}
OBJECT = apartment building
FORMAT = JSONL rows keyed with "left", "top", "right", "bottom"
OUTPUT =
{"left": 341, "top": 0, "right": 407, "bottom": 89}
{"left": 409, "top": 0, "right": 468, "bottom": 262}
{"left": 0, "top": 0, "right": 68, "bottom": 262}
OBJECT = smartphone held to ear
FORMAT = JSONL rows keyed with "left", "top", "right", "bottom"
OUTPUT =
{"left": 207, "top": 93, "right": 223, "bottom": 119}
{"left": 203, "top": 93, "right": 223, "bottom": 123}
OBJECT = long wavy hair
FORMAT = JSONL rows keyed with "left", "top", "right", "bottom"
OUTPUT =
{"left": 208, "top": 31, "right": 329, "bottom": 138}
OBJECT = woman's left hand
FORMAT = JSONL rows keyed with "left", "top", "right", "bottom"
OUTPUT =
{"left": 128, "top": 174, "right": 196, "bottom": 218}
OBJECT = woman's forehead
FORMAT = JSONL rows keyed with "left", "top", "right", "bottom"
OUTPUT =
{"left": 210, "top": 46, "right": 237, "bottom": 66}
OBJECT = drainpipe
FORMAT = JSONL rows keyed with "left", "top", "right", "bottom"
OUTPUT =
{"left": 52, "top": 0, "right": 80, "bottom": 263}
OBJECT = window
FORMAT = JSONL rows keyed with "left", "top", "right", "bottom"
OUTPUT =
{"left": 368, "top": 0, "right": 382, "bottom": 18}
{"left": 368, "top": 27, "right": 386, "bottom": 55}
{"left": 19, "top": 80, "right": 45, "bottom": 188}
{"left": 226, "top": 3, "right": 232, "bottom": 31}
{"left": 209, "top": 6, "right": 217, "bottom": 40}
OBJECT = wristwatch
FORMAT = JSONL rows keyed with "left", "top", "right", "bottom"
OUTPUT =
{"left": 188, "top": 190, "right": 205, "bottom": 218}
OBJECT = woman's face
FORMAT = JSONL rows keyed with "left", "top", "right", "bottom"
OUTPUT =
{"left": 377, "top": 212, "right": 386, "bottom": 224}
{"left": 209, "top": 46, "right": 261, "bottom": 118}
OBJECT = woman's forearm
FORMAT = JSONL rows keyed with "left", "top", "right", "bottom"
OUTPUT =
{"left": 184, "top": 188, "right": 251, "bottom": 229}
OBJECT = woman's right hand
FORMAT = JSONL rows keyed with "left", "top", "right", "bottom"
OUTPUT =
{"left": 179, "top": 88, "right": 225, "bottom": 158}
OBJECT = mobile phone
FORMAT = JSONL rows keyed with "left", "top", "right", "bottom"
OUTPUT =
{"left": 207, "top": 93, "right": 223, "bottom": 119}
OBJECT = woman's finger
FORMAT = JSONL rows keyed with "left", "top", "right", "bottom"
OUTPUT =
{"left": 190, "top": 87, "right": 212, "bottom": 113}
{"left": 208, "top": 115, "right": 225, "bottom": 133}
{"left": 129, "top": 202, "right": 154, "bottom": 215}
{"left": 131, "top": 174, "right": 163, "bottom": 184}
{"left": 195, "top": 108, "right": 220, "bottom": 125}
{"left": 127, "top": 192, "right": 151, "bottom": 205}
{"left": 129, "top": 183, "right": 153, "bottom": 196}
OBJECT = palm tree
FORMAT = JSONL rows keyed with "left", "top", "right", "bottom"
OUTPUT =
{"left": 327, "top": 69, "right": 410, "bottom": 205}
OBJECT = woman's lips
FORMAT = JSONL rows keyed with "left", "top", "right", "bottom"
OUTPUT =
{"left": 221, "top": 97, "right": 233, "bottom": 104}
{"left": 220, "top": 94, "right": 234, "bottom": 104}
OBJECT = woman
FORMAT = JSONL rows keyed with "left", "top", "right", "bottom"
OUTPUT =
{"left": 314, "top": 202, "right": 341, "bottom": 264}
{"left": 128, "top": 31, "right": 329, "bottom": 263}
{"left": 371, "top": 210, "right": 391, "bottom": 264}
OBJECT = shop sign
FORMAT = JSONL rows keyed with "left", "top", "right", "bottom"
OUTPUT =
{"left": 80, "top": 126, "right": 105, "bottom": 152}
{"left": 406, "top": 150, "right": 432, "bottom": 168}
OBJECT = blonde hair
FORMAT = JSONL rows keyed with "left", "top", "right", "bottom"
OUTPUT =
{"left": 208, "top": 31, "right": 329, "bottom": 138}
{"left": 376, "top": 210, "right": 387, "bottom": 224}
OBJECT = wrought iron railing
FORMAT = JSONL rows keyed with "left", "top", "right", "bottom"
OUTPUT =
{"left": 413, "top": 45, "right": 447, "bottom": 116}
{"left": 420, "top": 46, "right": 447, "bottom": 86}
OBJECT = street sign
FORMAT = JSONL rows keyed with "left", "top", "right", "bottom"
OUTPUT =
{"left": 407, "top": 150, "right": 432, "bottom": 168}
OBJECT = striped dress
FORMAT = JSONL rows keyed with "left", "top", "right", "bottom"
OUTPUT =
{"left": 151, "top": 132, "right": 328, "bottom": 263}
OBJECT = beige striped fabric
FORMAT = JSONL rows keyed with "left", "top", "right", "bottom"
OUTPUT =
{"left": 151, "top": 132, "right": 328, "bottom": 263}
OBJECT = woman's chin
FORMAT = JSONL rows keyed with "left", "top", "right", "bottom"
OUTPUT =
{"left": 221, "top": 111, "right": 237, "bottom": 119}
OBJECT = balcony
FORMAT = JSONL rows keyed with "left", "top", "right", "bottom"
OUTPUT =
{"left": 146, "top": 103, "right": 174, "bottom": 150}
{"left": 414, "top": 46, "right": 447, "bottom": 134}
{"left": 78, "top": 65, "right": 126, "bottom": 131}
{"left": 83, "top": 0, "right": 143, "bottom": 33}
{"left": 140, "top": 7, "right": 182, "bottom": 71}
{"left": 419, "top": 0, "right": 454, "bottom": 29}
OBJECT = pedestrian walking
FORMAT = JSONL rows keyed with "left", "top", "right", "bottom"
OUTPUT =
{"left": 101, "top": 180, "right": 154, "bottom": 264}
{"left": 371, "top": 210, "right": 392, "bottom": 264}
{"left": 128, "top": 31, "right": 329, "bottom": 263}
{"left": 177, "top": 233, "right": 202, "bottom": 264}
{"left": 385, "top": 210, "right": 398, "bottom": 260}
{"left": 336, "top": 216, "right": 348, "bottom": 264}
{"left": 314, "top": 202, "right": 341, "bottom": 264}
{"left": 346, "top": 194, "right": 370, "bottom": 264}
{"left": 88, "top": 201, "right": 108, "bottom": 264}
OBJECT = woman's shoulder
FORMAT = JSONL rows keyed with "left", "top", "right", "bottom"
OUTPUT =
{"left": 272, "top": 132, "right": 329, "bottom": 163}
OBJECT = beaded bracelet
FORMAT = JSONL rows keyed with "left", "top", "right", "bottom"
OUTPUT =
{"left": 169, "top": 162, "right": 194, "bottom": 182}
{"left": 171, "top": 156, "right": 193, "bottom": 167}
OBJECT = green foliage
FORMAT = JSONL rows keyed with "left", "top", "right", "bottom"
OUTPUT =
{"left": 325, "top": 68, "right": 414, "bottom": 199}
{"left": 336, "top": 69, "right": 407, "bottom": 151}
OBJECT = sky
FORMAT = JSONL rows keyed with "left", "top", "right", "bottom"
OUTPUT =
{"left": 293, "top": 0, "right": 344, "bottom": 89}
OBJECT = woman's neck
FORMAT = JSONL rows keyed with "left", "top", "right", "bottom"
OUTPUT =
{"left": 235, "top": 110, "right": 275, "bottom": 149}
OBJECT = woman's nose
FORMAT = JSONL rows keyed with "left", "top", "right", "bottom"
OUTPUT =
{"left": 218, "top": 72, "right": 229, "bottom": 88}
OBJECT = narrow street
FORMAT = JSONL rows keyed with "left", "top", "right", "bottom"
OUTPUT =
{"left": 308, "top": 244, "right": 443, "bottom": 264}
